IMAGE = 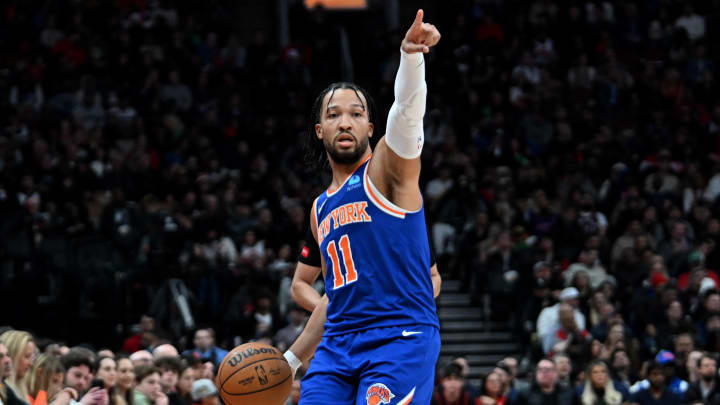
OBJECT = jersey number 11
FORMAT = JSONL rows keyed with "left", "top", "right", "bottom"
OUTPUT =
{"left": 327, "top": 234, "right": 358, "bottom": 289}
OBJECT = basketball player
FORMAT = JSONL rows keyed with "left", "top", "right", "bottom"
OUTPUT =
{"left": 283, "top": 9, "right": 441, "bottom": 405}
{"left": 292, "top": 230, "right": 442, "bottom": 311}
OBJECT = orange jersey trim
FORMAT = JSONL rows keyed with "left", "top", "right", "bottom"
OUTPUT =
{"left": 326, "top": 154, "right": 372, "bottom": 196}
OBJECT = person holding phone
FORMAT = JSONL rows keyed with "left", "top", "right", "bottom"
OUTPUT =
{"left": 60, "top": 349, "right": 107, "bottom": 405}
{"left": 94, "top": 357, "right": 122, "bottom": 405}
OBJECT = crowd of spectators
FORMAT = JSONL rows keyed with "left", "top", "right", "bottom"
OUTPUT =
{"left": 0, "top": 328, "right": 301, "bottom": 405}
{"left": 4, "top": 0, "right": 720, "bottom": 403}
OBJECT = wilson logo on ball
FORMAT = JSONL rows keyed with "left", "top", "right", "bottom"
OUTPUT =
{"left": 227, "top": 347, "right": 278, "bottom": 367}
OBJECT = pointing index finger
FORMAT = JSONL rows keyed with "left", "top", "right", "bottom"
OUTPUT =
{"left": 412, "top": 9, "right": 424, "bottom": 29}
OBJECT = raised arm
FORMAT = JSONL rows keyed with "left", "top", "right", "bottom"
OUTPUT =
{"left": 368, "top": 9, "right": 440, "bottom": 210}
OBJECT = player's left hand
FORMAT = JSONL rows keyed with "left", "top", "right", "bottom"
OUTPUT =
{"left": 402, "top": 9, "right": 441, "bottom": 54}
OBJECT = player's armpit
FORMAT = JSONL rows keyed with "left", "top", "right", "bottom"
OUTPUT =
{"left": 291, "top": 262, "right": 322, "bottom": 312}
{"left": 430, "top": 263, "right": 441, "bottom": 298}
{"left": 288, "top": 294, "right": 328, "bottom": 365}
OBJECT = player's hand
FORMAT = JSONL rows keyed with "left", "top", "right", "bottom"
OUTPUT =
{"left": 401, "top": 9, "right": 441, "bottom": 54}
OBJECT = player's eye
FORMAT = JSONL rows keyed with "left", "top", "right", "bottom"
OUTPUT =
{"left": 327, "top": 112, "right": 337, "bottom": 118}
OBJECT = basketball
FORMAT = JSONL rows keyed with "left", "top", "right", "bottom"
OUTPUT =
{"left": 216, "top": 342, "right": 293, "bottom": 405}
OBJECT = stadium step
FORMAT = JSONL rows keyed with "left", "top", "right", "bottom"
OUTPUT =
{"left": 437, "top": 279, "right": 522, "bottom": 384}
{"left": 441, "top": 331, "right": 513, "bottom": 343}
{"left": 437, "top": 292, "right": 471, "bottom": 307}
{"left": 441, "top": 320, "right": 507, "bottom": 332}
{"left": 440, "top": 342, "right": 520, "bottom": 355}
{"left": 438, "top": 307, "right": 483, "bottom": 321}
{"left": 442, "top": 279, "right": 462, "bottom": 293}
{"left": 438, "top": 354, "right": 508, "bottom": 366}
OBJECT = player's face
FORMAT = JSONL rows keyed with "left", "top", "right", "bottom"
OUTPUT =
{"left": 316, "top": 88, "right": 373, "bottom": 165}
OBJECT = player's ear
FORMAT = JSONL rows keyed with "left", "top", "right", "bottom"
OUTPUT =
{"left": 368, "top": 123, "right": 374, "bottom": 138}
{"left": 315, "top": 123, "right": 323, "bottom": 139}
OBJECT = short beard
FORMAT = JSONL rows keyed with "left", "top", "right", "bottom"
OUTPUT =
{"left": 325, "top": 132, "right": 369, "bottom": 165}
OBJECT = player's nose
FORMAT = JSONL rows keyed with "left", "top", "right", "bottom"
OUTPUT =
{"left": 338, "top": 113, "right": 352, "bottom": 131}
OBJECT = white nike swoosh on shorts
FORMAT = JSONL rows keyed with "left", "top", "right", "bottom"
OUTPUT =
{"left": 402, "top": 330, "right": 422, "bottom": 337}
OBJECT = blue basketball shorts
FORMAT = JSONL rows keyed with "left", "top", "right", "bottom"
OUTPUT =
{"left": 299, "top": 324, "right": 440, "bottom": 405}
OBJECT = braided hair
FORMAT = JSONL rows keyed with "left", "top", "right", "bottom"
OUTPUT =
{"left": 304, "top": 82, "right": 378, "bottom": 173}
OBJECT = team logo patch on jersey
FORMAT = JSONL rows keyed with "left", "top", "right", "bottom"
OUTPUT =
{"left": 366, "top": 383, "right": 394, "bottom": 405}
{"left": 348, "top": 175, "right": 360, "bottom": 185}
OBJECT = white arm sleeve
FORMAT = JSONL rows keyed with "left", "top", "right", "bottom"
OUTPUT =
{"left": 385, "top": 49, "right": 427, "bottom": 159}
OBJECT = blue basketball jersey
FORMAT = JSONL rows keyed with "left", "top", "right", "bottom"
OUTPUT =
{"left": 312, "top": 155, "right": 439, "bottom": 336}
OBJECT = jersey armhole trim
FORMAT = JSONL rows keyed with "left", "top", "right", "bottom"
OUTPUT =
{"left": 363, "top": 163, "right": 422, "bottom": 218}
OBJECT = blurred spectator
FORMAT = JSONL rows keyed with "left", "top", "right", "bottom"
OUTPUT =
{"left": 0, "top": 342, "right": 12, "bottom": 379}
{"left": 453, "top": 357, "right": 479, "bottom": 397}
{"left": 173, "top": 365, "right": 193, "bottom": 405}
{"left": 115, "top": 358, "right": 135, "bottom": 405}
{"left": 683, "top": 353, "right": 720, "bottom": 404}
{"left": 129, "top": 352, "right": 153, "bottom": 369}
{"left": 151, "top": 346, "right": 178, "bottom": 361}
{"left": 610, "top": 349, "right": 635, "bottom": 390}
{"left": 123, "top": 317, "right": 156, "bottom": 354}
{"left": 630, "top": 351, "right": 689, "bottom": 397}
{"left": 27, "top": 354, "right": 65, "bottom": 405}
{"left": 675, "top": 5, "right": 705, "bottom": 41}
{"left": 189, "top": 380, "right": 217, "bottom": 405}
{"left": 576, "top": 360, "right": 629, "bottom": 405}
{"left": 477, "top": 371, "right": 506, "bottom": 405}
{"left": 563, "top": 249, "right": 613, "bottom": 290}
{"left": 159, "top": 70, "right": 192, "bottom": 112}
{"left": 97, "top": 351, "right": 114, "bottom": 360}
{"left": 630, "top": 361, "right": 684, "bottom": 405}
{"left": 153, "top": 357, "right": 181, "bottom": 397}
{"left": 0, "top": 330, "right": 36, "bottom": 400}
{"left": 274, "top": 307, "right": 307, "bottom": 353}
{"left": 483, "top": 230, "right": 525, "bottom": 320}
{"left": 60, "top": 349, "right": 94, "bottom": 395}
{"left": 553, "top": 353, "right": 573, "bottom": 389}
{"left": 545, "top": 303, "right": 592, "bottom": 366}
{"left": 491, "top": 362, "right": 511, "bottom": 399}
{"left": 508, "top": 359, "right": 574, "bottom": 405}
{"left": 96, "top": 356, "right": 123, "bottom": 405}
{"left": 537, "top": 288, "right": 586, "bottom": 353}
{"left": 182, "top": 330, "right": 226, "bottom": 369}
{"left": 431, "top": 363, "right": 476, "bottom": 405}
{"left": 1, "top": 341, "right": 27, "bottom": 405}
{"left": 500, "top": 357, "right": 529, "bottom": 398}
{"left": 133, "top": 366, "right": 166, "bottom": 405}
{"left": 685, "top": 351, "right": 703, "bottom": 385}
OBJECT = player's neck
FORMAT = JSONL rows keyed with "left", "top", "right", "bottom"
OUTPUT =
{"left": 328, "top": 151, "right": 371, "bottom": 189}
